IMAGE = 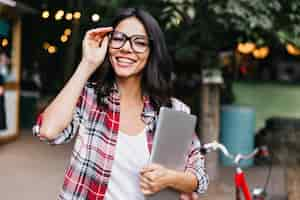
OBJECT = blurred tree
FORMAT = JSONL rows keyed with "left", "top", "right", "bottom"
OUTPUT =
{"left": 141, "top": 0, "right": 300, "bottom": 70}
{"left": 17, "top": 0, "right": 300, "bottom": 92}
{"left": 207, "top": 0, "right": 300, "bottom": 47}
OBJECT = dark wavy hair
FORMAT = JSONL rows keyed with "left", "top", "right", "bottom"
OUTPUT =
{"left": 90, "top": 7, "right": 173, "bottom": 111}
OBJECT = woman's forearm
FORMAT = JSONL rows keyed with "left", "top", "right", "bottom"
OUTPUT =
{"left": 166, "top": 170, "right": 198, "bottom": 193}
{"left": 40, "top": 60, "right": 93, "bottom": 139}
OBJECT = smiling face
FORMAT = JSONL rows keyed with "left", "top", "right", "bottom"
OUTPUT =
{"left": 108, "top": 17, "right": 150, "bottom": 81}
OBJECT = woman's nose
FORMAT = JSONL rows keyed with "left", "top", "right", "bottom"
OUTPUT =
{"left": 121, "top": 40, "right": 133, "bottom": 53}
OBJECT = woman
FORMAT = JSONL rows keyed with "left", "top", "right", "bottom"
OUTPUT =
{"left": 33, "top": 8, "right": 208, "bottom": 200}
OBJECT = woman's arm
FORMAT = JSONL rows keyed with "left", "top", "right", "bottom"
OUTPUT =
{"left": 167, "top": 169, "right": 198, "bottom": 193}
{"left": 39, "top": 61, "right": 93, "bottom": 140}
{"left": 38, "top": 27, "right": 112, "bottom": 140}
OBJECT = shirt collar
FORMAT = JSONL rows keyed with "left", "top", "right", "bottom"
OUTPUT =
{"left": 141, "top": 96, "right": 157, "bottom": 126}
{"left": 108, "top": 83, "right": 157, "bottom": 126}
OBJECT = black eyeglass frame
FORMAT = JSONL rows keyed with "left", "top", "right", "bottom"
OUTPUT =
{"left": 108, "top": 31, "right": 152, "bottom": 53}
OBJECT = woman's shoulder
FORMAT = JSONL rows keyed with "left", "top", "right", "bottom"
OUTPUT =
{"left": 170, "top": 97, "right": 191, "bottom": 114}
{"left": 78, "top": 82, "right": 98, "bottom": 104}
{"left": 83, "top": 81, "right": 97, "bottom": 94}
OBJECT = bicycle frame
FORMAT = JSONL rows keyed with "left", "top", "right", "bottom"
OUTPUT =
{"left": 201, "top": 141, "right": 268, "bottom": 200}
{"left": 235, "top": 167, "right": 252, "bottom": 200}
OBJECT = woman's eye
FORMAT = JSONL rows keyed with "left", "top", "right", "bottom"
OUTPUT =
{"left": 112, "top": 37, "right": 124, "bottom": 42}
{"left": 134, "top": 40, "right": 147, "bottom": 46}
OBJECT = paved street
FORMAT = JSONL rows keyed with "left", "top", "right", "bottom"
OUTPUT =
{"left": 0, "top": 130, "right": 290, "bottom": 199}
{"left": 201, "top": 166, "right": 287, "bottom": 200}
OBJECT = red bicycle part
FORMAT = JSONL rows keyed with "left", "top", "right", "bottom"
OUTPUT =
{"left": 235, "top": 170, "right": 252, "bottom": 200}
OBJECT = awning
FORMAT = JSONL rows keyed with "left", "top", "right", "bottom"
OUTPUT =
{"left": 0, "top": 0, "right": 38, "bottom": 14}
{"left": 0, "top": 0, "right": 16, "bottom": 7}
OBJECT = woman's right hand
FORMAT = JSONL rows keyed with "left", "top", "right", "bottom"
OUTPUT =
{"left": 81, "top": 27, "right": 113, "bottom": 74}
{"left": 0, "top": 86, "right": 4, "bottom": 95}
{"left": 180, "top": 192, "right": 199, "bottom": 200}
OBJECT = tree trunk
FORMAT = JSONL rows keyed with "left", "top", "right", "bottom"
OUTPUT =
{"left": 199, "top": 83, "right": 220, "bottom": 181}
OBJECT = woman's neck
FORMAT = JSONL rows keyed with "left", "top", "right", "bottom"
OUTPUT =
{"left": 116, "top": 77, "right": 143, "bottom": 102}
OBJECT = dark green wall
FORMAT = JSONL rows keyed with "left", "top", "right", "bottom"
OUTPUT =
{"left": 233, "top": 81, "right": 300, "bottom": 131}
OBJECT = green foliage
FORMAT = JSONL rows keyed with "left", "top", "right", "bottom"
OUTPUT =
{"left": 208, "top": 0, "right": 300, "bottom": 48}
{"left": 207, "top": 0, "right": 279, "bottom": 45}
{"left": 89, "top": 0, "right": 300, "bottom": 70}
{"left": 274, "top": 1, "right": 300, "bottom": 47}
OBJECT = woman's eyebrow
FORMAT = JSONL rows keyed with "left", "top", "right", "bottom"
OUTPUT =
{"left": 133, "top": 34, "right": 147, "bottom": 38}
{"left": 114, "top": 30, "right": 147, "bottom": 37}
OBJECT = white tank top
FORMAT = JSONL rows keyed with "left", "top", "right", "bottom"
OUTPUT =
{"left": 104, "top": 128, "right": 150, "bottom": 200}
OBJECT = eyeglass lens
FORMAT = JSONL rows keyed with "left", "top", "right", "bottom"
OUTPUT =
{"left": 110, "top": 31, "right": 149, "bottom": 53}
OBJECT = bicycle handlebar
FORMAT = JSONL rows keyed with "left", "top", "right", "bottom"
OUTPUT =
{"left": 234, "top": 148, "right": 259, "bottom": 164}
{"left": 200, "top": 141, "right": 267, "bottom": 165}
{"left": 201, "top": 141, "right": 234, "bottom": 159}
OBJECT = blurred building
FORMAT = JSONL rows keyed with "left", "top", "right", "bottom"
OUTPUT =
{"left": 0, "top": 0, "right": 36, "bottom": 143}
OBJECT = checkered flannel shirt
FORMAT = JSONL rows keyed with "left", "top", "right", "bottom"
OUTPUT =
{"left": 33, "top": 84, "right": 209, "bottom": 200}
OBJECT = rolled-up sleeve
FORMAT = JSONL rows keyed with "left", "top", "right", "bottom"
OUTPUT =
{"left": 171, "top": 97, "right": 209, "bottom": 193}
{"left": 32, "top": 86, "right": 87, "bottom": 145}
{"left": 185, "top": 134, "right": 209, "bottom": 194}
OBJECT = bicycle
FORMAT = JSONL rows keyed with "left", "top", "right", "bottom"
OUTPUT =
{"left": 200, "top": 141, "right": 272, "bottom": 200}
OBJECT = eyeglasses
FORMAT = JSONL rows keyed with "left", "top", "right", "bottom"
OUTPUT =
{"left": 109, "top": 31, "right": 151, "bottom": 53}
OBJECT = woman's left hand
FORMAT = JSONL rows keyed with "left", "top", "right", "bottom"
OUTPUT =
{"left": 140, "top": 163, "right": 173, "bottom": 195}
{"left": 180, "top": 192, "right": 199, "bottom": 200}
{"left": 0, "top": 86, "right": 4, "bottom": 95}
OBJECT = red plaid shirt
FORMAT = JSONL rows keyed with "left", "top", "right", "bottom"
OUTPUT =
{"left": 33, "top": 84, "right": 208, "bottom": 200}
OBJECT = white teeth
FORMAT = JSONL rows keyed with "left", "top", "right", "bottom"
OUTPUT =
{"left": 117, "top": 57, "right": 135, "bottom": 64}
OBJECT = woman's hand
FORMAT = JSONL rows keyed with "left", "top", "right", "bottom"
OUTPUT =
{"left": 140, "top": 163, "right": 173, "bottom": 195}
{"left": 140, "top": 163, "right": 199, "bottom": 196}
{"left": 180, "top": 192, "right": 199, "bottom": 200}
{"left": 140, "top": 165, "right": 199, "bottom": 199}
{"left": 81, "top": 27, "right": 113, "bottom": 74}
{"left": 0, "top": 86, "right": 4, "bottom": 95}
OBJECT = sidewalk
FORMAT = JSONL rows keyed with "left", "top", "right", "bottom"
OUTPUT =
{"left": 201, "top": 165, "right": 288, "bottom": 200}
{"left": 0, "top": 131, "right": 290, "bottom": 199}
{"left": 287, "top": 166, "right": 300, "bottom": 200}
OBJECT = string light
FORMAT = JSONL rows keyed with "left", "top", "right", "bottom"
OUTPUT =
{"left": 65, "top": 12, "right": 73, "bottom": 21}
{"left": 42, "top": 10, "right": 50, "bottom": 19}
{"left": 1, "top": 38, "right": 8, "bottom": 47}
{"left": 253, "top": 47, "right": 270, "bottom": 59}
{"left": 55, "top": 15, "right": 63, "bottom": 20}
{"left": 73, "top": 11, "right": 81, "bottom": 20}
{"left": 40, "top": 9, "right": 104, "bottom": 56}
{"left": 48, "top": 45, "right": 57, "bottom": 54}
{"left": 286, "top": 43, "right": 300, "bottom": 56}
{"left": 91, "top": 14, "right": 100, "bottom": 22}
{"left": 237, "top": 42, "right": 256, "bottom": 54}
{"left": 60, "top": 35, "right": 68, "bottom": 43}
{"left": 55, "top": 10, "right": 64, "bottom": 20}
{"left": 64, "top": 28, "right": 72, "bottom": 36}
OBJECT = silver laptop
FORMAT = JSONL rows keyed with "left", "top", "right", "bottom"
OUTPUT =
{"left": 146, "top": 107, "right": 197, "bottom": 200}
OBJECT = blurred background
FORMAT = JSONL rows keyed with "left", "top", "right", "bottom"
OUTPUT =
{"left": 0, "top": 0, "right": 299, "bottom": 129}
{"left": 0, "top": 0, "right": 300, "bottom": 199}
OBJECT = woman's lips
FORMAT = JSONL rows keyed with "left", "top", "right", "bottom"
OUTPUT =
{"left": 117, "top": 57, "right": 135, "bottom": 64}
{"left": 114, "top": 56, "right": 136, "bottom": 67}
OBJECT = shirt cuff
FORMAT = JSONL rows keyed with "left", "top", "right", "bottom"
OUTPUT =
{"left": 186, "top": 166, "right": 209, "bottom": 194}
